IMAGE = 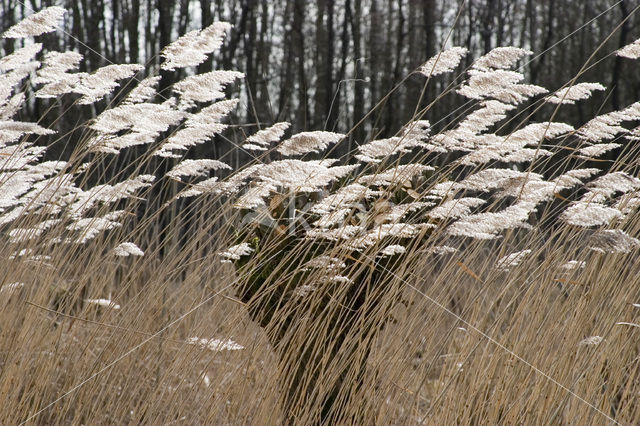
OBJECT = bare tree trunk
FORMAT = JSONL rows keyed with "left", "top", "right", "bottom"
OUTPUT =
{"left": 157, "top": 0, "right": 175, "bottom": 94}
{"left": 350, "top": 0, "right": 365, "bottom": 146}
{"left": 292, "top": 0, "right": 308, "bottom": 130}
{"left": 80, "top": 0, "right": 105, "bottom": 70}
{"left": 277, "top": 0, "right": 294, "bottom": 122}
{"left": 198, "top": 0, "right": 213, "bottom": 73}
{"left": 332, "top": 0, "right": 350, "bottom": 136}
{"left": 129, "top": 0, "right": 140, "bottom": 64}
{"left": 481, "top": 0, "right": 497, "bottom": 53}
{"left": 368, "top": 0, "right": 380, "bottom": 120}
{"left": 254, "top": 0, "right": 272, "bottom": 122}
{"left": 145, "top": 0, "right": 157, "bottom": 66}
{"left": 611, "top": 0, "right": 629, "bottom": 111}
{"left": 530, "top": 0, "right": 554, "bottom": 84}
{"left": 384, "top": 0, "right": 404, "bottom": 134}
{"left": 423, "top": 0, "right": 437, "bottom": 119}
{"left": 1, "top": 0, "right": 16, "bottom": 54}
{"left": 177, "top": 0, "right": 189, "bottom": 38}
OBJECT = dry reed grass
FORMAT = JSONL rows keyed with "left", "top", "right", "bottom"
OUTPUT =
{"left": 2, "top": 5, "right": 640, "bottom": 425}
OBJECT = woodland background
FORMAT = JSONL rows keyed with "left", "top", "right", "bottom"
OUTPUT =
{"left": 1, "top": 0, "right": 640, "bottom": 164}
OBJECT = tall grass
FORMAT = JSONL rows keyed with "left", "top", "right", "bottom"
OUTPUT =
{"left": 2, "top": 6, "right": 640, "bottom": 425}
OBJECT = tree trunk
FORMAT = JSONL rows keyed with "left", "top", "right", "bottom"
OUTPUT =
{"left": 331, "top": 0, "right": 350, "bottom": 138}
{"left": 292, "top": 0, "right": 308, "bottom": 130}
{"left": 314, "top": 0, "right": 328, "bottom": 129}
{"left": 350, "top": 0, "right": 365, "bottom": 146}
{"left": 611, "top": 0, "right": 629, "bottom": 111}
{"left": 277, "top": 0, "right": 294, "bottom": 122}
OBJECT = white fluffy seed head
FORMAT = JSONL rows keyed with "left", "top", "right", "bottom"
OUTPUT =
{"left": 418, "top": 46, "right": 468, "bottom": 77}
{"left": 161, "top": 22, "right": 231, "bottom": 71}
{"left": 546, "top": 83, "right": 605, "bottom": 104}
{"left": 617, "top": 39, "right": 640, "bottom": 59}
{"left": 277, "top": 131, "right": 344, "bottom": 156}
{"left": 472, "top": 47, "right": 532, "bottom": 71}
{"left": 113, "top": 242, "right": 144, "bottom": 257}
{"left": 2, "top": 7, "right": 66, "bottom": 38}
{"left": 186, "top": 337, "right": 244, "bottom": 351}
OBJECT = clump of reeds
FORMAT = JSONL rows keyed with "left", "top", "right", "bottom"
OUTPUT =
{"left": 2, "top": 6, "right": 640, "bottom": 425}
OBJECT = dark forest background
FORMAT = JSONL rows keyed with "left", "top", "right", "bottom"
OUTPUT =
{"left": 2, "top": 0, "right": 640, "bottom": 165}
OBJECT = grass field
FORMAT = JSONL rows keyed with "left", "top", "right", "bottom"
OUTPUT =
{"left": 3, "top": 6, "right": 640, "bottom": 425}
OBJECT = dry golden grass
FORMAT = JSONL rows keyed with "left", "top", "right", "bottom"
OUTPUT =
{"left": 2, "top": 194, "right": 640, "bottom": 424}
{"left": 3, "top": 6, "right": 640, "bottom": 425}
